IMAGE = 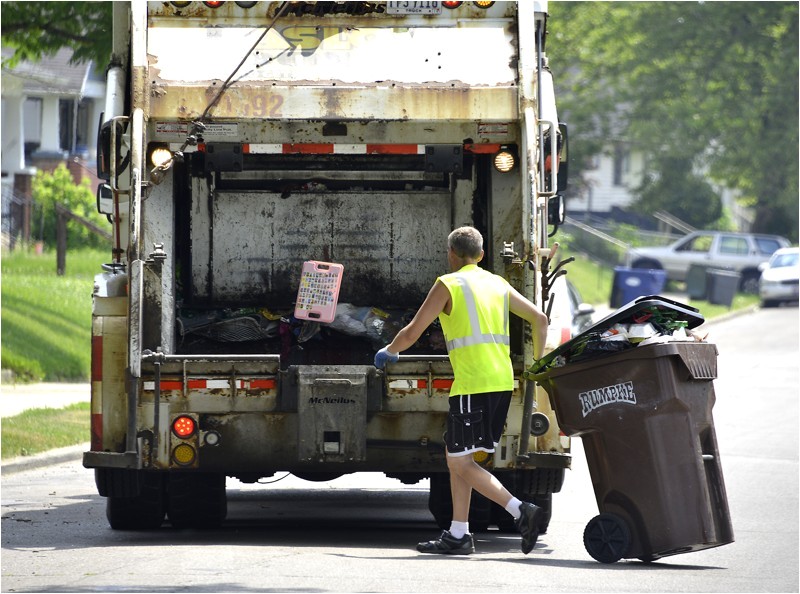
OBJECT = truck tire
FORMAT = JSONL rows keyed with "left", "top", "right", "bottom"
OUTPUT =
{"left": 492, "top": 469, "right": 564, "bottom": 534}
{"left": 500, "top": 467, "right": 564, "bottom": 495}
{"left": 492, "top": 492, "right": 554, "bottom": 535}
{"left": 427, "top": 472, "right": 492, "bottom": 533}
{"left": 167, "top": 472, "right": 227, "bottom": 529}
{"left": 96, "top": 468, "right": 142, "bottom": 498}
{"left": 105, "top": 472, "right": 166, "bottom": 530}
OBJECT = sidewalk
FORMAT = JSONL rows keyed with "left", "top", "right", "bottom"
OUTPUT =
{"left": 0, "top": 382, "right": 90, "bottom": 418}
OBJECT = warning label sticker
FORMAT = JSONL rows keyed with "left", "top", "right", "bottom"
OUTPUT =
{"left": 154, "top": 122, "right": 239, "bottom": 139}
{"left": 478, "top": 123, "right": 510, "bottom": 137}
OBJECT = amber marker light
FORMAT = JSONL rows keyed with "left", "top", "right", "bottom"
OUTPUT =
{"left": 493, "top": 148, "right": 516, "bottom": 173}
{"left": 172, "top": 443, "right": 197, "bottom": 465}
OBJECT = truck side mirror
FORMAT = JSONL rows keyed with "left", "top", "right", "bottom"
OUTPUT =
{"left": 548, "top": 194, "right": 565, "bottom": 226}
{"left": 557, "top": 123, "right": 568, "bottom": 193}
{"left": 97, "top": 183, "right": 114, "bottom": 216}
{"left": 97, "top": 114, "right": 111, "bottom": 181}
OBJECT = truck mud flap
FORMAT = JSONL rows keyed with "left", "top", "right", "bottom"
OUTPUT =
{"left": 294, "top": 365, "right": 375, "bottom": 463}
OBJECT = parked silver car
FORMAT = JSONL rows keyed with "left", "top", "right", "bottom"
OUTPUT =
{"left": 626, "top": 230, "right": 790, "bottom": 294}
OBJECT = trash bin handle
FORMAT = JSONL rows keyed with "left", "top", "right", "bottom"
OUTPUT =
{"left": 523, "top": 370, "right": 550, "bottom": 382}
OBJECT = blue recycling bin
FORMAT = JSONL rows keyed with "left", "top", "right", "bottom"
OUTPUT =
{"left": 610, "top": 267, "right": 668, "bottom": 308}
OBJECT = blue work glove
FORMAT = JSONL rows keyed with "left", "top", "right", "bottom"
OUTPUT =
{"left": 374, "top": 346, "right": 400, "bottom": 369}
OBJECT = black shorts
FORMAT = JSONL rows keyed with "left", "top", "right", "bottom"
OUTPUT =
{"left": 445, "top": 391, "right": 512, "bottom": 457}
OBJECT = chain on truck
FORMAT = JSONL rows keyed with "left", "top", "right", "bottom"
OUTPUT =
{"left": 84, "top": 0, "right": 574, "bottom": 532}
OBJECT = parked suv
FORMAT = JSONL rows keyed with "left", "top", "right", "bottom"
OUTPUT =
{"left": 626, "top": 231, "right": 790, "bottom": 294}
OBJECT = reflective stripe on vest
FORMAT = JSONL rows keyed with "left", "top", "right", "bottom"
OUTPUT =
{"left": 445, "top": 273, "right": 510, "bottom": 352}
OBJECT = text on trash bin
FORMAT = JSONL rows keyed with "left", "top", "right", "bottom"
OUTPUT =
{"left": 579, "top": 381, "right": 637, "bottom": 418}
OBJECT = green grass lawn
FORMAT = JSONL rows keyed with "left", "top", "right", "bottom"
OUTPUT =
{"left": 558, "top": 246, "right": 759, "bottom": 320}
{"left": 1, "top": 247, "right": 108, "bottom": 382}
{"left": 1, "top": 402, "right": 90, "bottom": 459}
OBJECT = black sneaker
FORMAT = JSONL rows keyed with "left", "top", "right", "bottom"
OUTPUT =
{"left": 515, "top": 502, "right": 543, "bottom": 554}
{"left": 416, "top": 530, "right": 475, "bottom": 555}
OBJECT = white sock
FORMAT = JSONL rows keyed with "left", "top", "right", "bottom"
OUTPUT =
{"left": 505, "top": 497, "right": 523, "bottom": 519}
{"left": 449, "top": 520, "right": 469, "bottom": 539}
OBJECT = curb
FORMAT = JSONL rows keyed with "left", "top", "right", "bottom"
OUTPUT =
{"left": 702, "top": 304, "right": 759, "bottom": 326}
{"left": 1, "top": 443, "right": 88, "bottom": 475}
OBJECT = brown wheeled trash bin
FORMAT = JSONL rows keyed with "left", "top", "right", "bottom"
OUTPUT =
{"left": 531, "top": 299, "right": 734, "bottom": 563}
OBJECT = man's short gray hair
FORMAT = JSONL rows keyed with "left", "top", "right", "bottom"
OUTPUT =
{"left": 448, "top": 226, "right": 484, "bottom": 259}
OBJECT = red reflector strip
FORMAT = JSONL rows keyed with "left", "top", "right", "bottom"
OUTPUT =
{"left": 366, "top": 144, "right": 422, "bottom": 154}
{"left": 388, "top": 379, "right": 453, "bottom": 390}
{"left": 178, "top": 143, "right": 476, "bottom": 156}
{"left": 463, "top": 143, "right": 502, "bottom": 154}
{"left": 144, "top": 378, "right": 277, "bottom": 391}
{"left": 91, "top": 413, "right": 103, "bottom": 451}
{"left": 283, "top": 143, "right": 334, "bottom": 154}
{"left": 414, "top": 380, "right": 454, "bottom": 389}
{"left": 91, "top": 336, "right": 103, "bottom": 382}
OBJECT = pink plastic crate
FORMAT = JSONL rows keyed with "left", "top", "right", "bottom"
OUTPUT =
{"left": 294, "top": 260, "right": 344, "bottom": 323}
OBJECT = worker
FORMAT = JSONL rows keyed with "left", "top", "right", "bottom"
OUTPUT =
{"left": 374, "top": 226, "right": 549, "bottom": 555}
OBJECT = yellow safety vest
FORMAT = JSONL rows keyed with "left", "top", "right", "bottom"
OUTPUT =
{"left": 437, "top": 264, "right": 513, "bottom": 396}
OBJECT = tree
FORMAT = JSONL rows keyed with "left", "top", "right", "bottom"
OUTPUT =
{"left": 33, "top": 165, "right": 109, "bottom": 250}
{"left": 0, "top": 1, "right": 112, "bottom": 67}
{"left": 549, "top": 2, "right": 798, "bottom": 241}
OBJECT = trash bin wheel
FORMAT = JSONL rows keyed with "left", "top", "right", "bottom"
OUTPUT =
{"left": 583, "top": 513, "right": 632, "bottom": 564}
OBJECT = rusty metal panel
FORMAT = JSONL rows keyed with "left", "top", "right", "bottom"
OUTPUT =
{"left": 146, "top": 12, "right": 518, "bottom": 121}
{"left": 149, "top": 84, "right": 518, "bottom": 122}
{"left": 196, "top": 190, "right": 450, "bottom": 306}
{"left": 296, "top": 366, "right": 370, "bottom": 462}
{"left": 146, "top": 23, "right": 515, "bottom": 86}
{"left": 99, "top": 316, "right": 129, "bottom": 453}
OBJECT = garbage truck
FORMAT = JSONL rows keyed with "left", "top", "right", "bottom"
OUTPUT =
{"left": 85, "top": 0, "right": 573, "bottom": 531}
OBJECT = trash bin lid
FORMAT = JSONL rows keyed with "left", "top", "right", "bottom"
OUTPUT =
{"left": 533, "top": 295, "right": 704, "bottom": 373}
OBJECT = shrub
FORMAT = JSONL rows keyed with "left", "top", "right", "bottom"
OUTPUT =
{"left": 32, "top": 165, "right": 109, "bottom": 249}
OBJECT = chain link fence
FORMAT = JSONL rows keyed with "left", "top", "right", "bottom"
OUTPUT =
{"left": 559, "top": 215, "right": 682, "bottom": 268}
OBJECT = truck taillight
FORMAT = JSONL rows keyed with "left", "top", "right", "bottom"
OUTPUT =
{"left": 203, "top": 1, "right": 225, "bottom": 7}
{"left": 443, "top": 2, "right": 462, "bottom": 8}
{"left": 474, "top": 1, "right": 495, "bottom": 8}
{"left": 172, "top": 416, "right": 197, "bottom": 438}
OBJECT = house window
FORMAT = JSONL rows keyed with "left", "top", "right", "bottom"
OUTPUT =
{"left": 23, "top": 98, "right": 42, "bottom": 158}
{"left": 59, "top": 98, "right": 75, "bottom": 153}
{"left": 75, "top": 99, "right": 91, "bottom": 155}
